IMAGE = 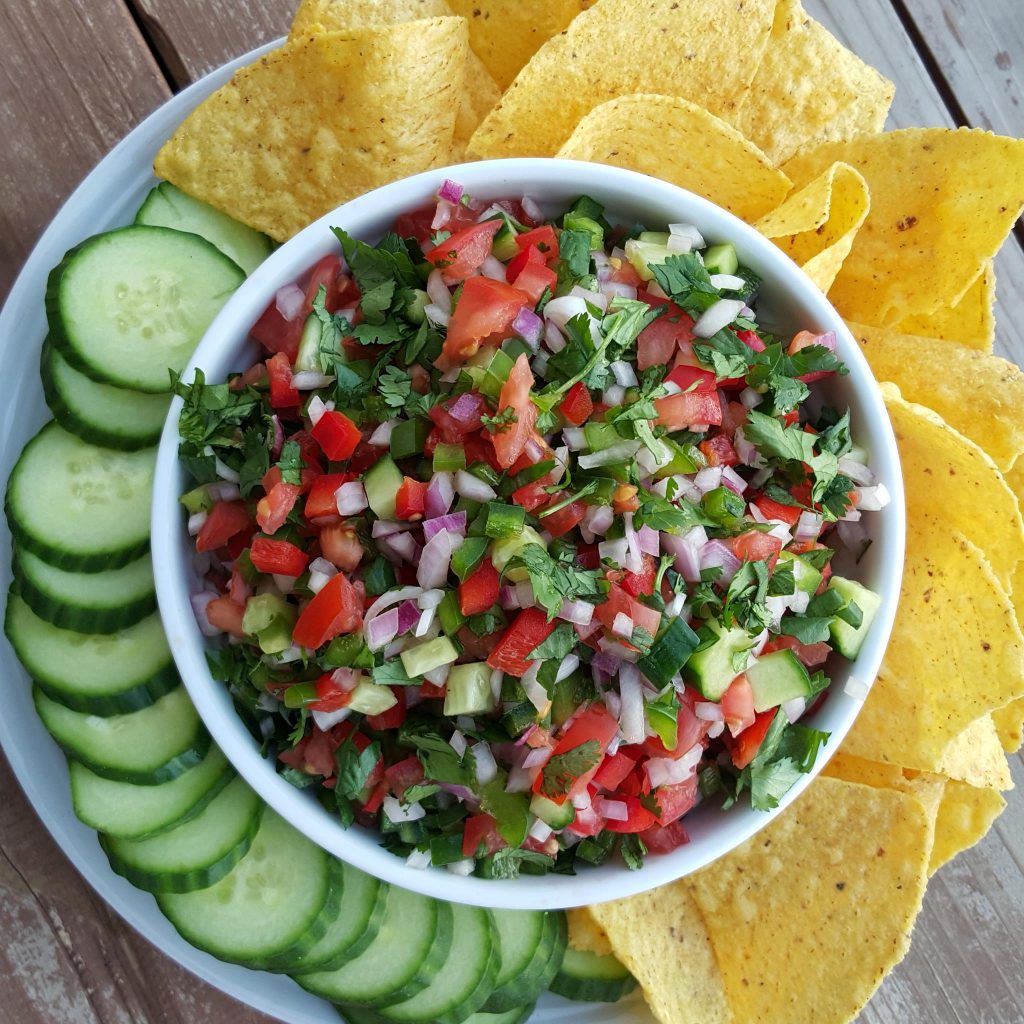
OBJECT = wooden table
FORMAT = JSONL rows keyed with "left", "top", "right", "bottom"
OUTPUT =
{"left": 1, "top": 2, "right": 1022, "bottom": 1021}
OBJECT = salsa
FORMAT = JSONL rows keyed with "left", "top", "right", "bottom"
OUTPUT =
{"left": 176, "top": 181, "right": 889, "bottom": 878}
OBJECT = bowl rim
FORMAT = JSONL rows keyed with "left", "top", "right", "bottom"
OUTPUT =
{"left": 152, "top": 156, "right": 905, "bottom": 910}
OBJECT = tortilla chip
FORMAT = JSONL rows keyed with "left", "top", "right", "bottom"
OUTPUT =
{"left": 849, "top": 324, "right": 1024, "bottom": 473}
{"left": 824, "top": 753, "right": 945, "bottom": 820}
{"left": 843, "top": 527, "right": 1024, "bottom": 771}
{"left": 754, "top": 162, "right": 869, "bottom": 292}
{"left": 445, "top": 0, "right": 589, "bottom": 91}
{"left": 937, "top": 715, "right": 1013, "bottom": 791}
{"left": 687, "top": 776, "right": 932, "bottom": 1024}
{"left": 467, "top": 0, "right": 776, "bottom": 159}
{"left": 729, "top": 0, "right": 893, "bottom": 165}
{"left": 556, "top": 95, "right": 792, "bottom": 223}
{"left": 781, "top": 128, "right": 1024, "bottom": 324}
{"left": 930, "top": 780, "right": 1006, "bottom": 874}
{"left": 287, "top": 0, "right": 499, "bottom": 150}
{"left": 883, "top": 384, "right": 1024, "bottom": 592}
{"left": 154, "top": 20, "right": 467, "bottom": 241}
{"left": 588, "top": 885, "right": 731, "bottom": 1024}
{"left": 993, "top": 699, "right": 1024, "bottom": 753}
{"left": 566, "top": 907, "right": 613, "bottom": 956}
{"left": 896, "top": 261, "right": 996, "bottom": 352}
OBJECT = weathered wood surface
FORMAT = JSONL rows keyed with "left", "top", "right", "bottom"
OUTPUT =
{"left": 2, "top": 1, "right": 1024, "bottom": 1023}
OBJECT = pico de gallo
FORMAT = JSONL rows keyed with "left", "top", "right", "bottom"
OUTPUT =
{"left": 176, "top": 181, "right": 889, "bottom": 878}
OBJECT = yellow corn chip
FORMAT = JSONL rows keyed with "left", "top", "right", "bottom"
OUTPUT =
{"left": 730, "top": 0, "right": 893, "bottom": 165}
{"left": 588, "top": 885, "right": 731, "bottom": 1024}
{"left": 896, "top": 261, "right": 996, "bottom": 352}
{"left": 154, "top": 21, "right": 467, "bottom": 241}
{"left": 930, "top": 780, "right": 1006, "bottom": 874}
{"left": 781, "top": 128, "right": 1024, "bottom": 324}
{"left": 687, "top": 777, "right": 932, "bottom": 1024}
{"left": 566, "top": 907, "right": 613, "bottom": 956}
{"left": 288, "top": 0, "right": 499, "bottom": 150}
{"left": 937, "top": 715, "right": 1013, "bottom": 791}
{"left": 849, "top": 323, "right": 1024, "bottom": 473}
{"left": 467, "top": 0, "right": 775, "bottom": 159}
{"left": 445, "top": 0, "right": 589, "bottom": 91}
{"left": 556, "top": 95, "right": 792, "bottom": 223}
{"left": 824, "top": 753, "right": 945, "bottom": 819}
{"left": 993, "top": 699, "right": 1024, "bottom": 753}
{"left": 754, "top": 162, "right": 869, "bottom": 292}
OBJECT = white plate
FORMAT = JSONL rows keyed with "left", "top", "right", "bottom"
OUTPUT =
{"left": 0, "top": 40, "right": 651, "bottom": 1024}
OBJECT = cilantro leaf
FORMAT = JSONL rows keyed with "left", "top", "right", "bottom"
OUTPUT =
{"left": 527, "top": 622, "right": 577, "bottom": 661}
{"left": 619, "top": 833, "right": 647, "bottom": 871}
{"left": 650, "top": 252, "right": 720, "bottom": 316}
{"left": 481, "top": 407, "right": 518, "bottom": 434}
{"left": 276, "top": 439, "right": 303, "bottom": 485}
{"left": 400, "top": 721, "right": 475, "bottom": 786}
{"left": 379, "top": 365, "right": 412, "bottom": 409}
{"left": 334, "top": 737, "right": 382, "bottom": 800}
{"left": 485, "top": 848, "right": 555, "bottom": 879}
{"left": 504, "top": 544, "right": 604, "bottom": 620}
{"left": 539, "top": 740, "right": 601, "bottom": 797}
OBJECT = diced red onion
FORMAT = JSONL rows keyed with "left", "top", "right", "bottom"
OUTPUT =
{"left": 837, "top": 519, "right": 870, "bottom": 557}
{"left": 598, "top": 536, "right": 629, "bottom": 567}
{"left": 612, "top": 612, "right": 633, "bottom": 639}
{"left": 646, "top": 744, "right": 702, "bottom": 787}
{"left": 571, "top": 788, "right": 592, "bottom": 811}
{"left": 455, "top": 470, "right": 496, "bottom": 502}
{"left": 309, "top": 556, "right": 337, "bottom": 578}
{"left": 308, "top": 567, "right": 335, "bottom": 594}
{"left": 417, "top": 530, "right": 456, "bottom": 589}
{"left": 637, "top": 525, "right": 660, "bottom": 556}
{"left": 268, "top": 419, "right": 284, "bottom": 461}
{"left": 532, "top": 351, "right": 550, "bottom": 377}
{"left": 558, "top": 599, "right": 594, "bottom": 626}
{"left": 598, "top": 798, "right": 628, "bottom": 822}
{"left": 190, "top": 591, "right": 220, "bottom": 637}
{"left": 396, "top": 600, "right": 421, "bottom": 635}
{"left": 431, "top": 199, "right": 455, "bottom": 231}
{"left": 372, "top": 519, "right": 414, "bottom": 539}
{"left": 751, "top": 628, "right": 770, "bottom": 657}
{"left": 516, "top": 581, "right": 536, "bottom": 608}
{"left": 308, "top": 395, "right": 330, "bottom": 426}
{"left": 422, "top": 510, "right": 467, "bottom": 542}
{"left": 694, "top": 466, "right": 723, "bottom": 494}
{"left": 423, "top": 662, "right": 450, "bottom": 687}
{"left": 426, "top": 269, "right": 452, "bottom": 313}
{"left": 364, "top": 585, "right": 422, "bottom": 633}
{"left": 425, "top": 303, "right": 450, "bottom": 327}
{"left": 837, "top": 457, "right": 876, "bottom": 486}
{"left": 645, "top": 279, "right": 669, "bottom": 299}
{"left": 369, "top": 420, "right": 396, "bottom": 446}
{"left": 528, "top": 818, "right": 553, "bottom": 843}
{"left": 275, "top": 282, "right": 304, "bottom": 321}
{"left": 579, "top": 440, "right": 642, "bottom": 469}
{"left": 600, "top": 280, "right": 637, "bottom": 301}
{"left": 479, "top": 255, "right": 506, "bottom": 281}
{"left": 781, "top": 696, "right": 808, "bottom": 725}
{"left": 733, "top": 429, "right": 762, "bottom": 467}
{"left": 499, "top": 584, "right": 522, "bottom": 611}
{"left": 437, "top": 178, "right": 464, "bottom": 204}
{"left": 385, "top": 531, "right": 421, "bottom": 564}
{"left": 767, "top": 523, "right": 793, "bottom": 545}
{"left": 406, "top": 847, "right": 432, "bottom": 870}
{"left": 543, "top": 321, "right": 566, "bottom": 353}
{"left": 695, "top": 701, "right": 725, "bottom": 722}
{"left": 693, "top": 298, "right": 745, "bottom": 338}
{"left": 425, "top": 472, "right": 455, "bottom": 519}
{"left": 521, "top": 663, "right": 549, "bottom": 713}
{"left": 335, "top": 481, "right": 368, "bottom": 516}
{"left": 311, "top": 706, "right": 352, "bottom": 732}
{"left": 544, "top": 295, "right": 590, "bottom": 330}
{"left": 555, "top": 653, "right": 580, "bottom": 684}
{"left": 212, "top": 455, "right": 240, "bottom": 484}
{"left": 521, "top": 195, "right": 544, "bottom": 222}
{"left": 272, "top": 574, "right": 295, "bottom": 593}
{"left": 853, "top": 483, "right": 890, "bottom": 511}
{"left": 449, "top": 730, "right": 468, "bottom": 757}
{"left": 794, "top": 510, "right": 823, "bottom": 542}
{"left": 506, "top": 761, "right": 540, "bottom": 793}
{"left": 610, "top": 360, "right": 638, "bottom": 387}
{"left": 720, "top": 466, "right": 747, "bottom": 496}
{"left": 661, "top": 526, "right": 706, "bottom": 583}
{"left": 563, "top": 427, "right": 587, "bottom": 452}
{"left": 472, "top": 742, "right": 498, "bottom": 785}
{"left": 622, "top": 513, "right": 643, "bottom": 573}
{"left": 602, "top": 383, "right": 626, "bottom": 407}
{"left": 490, "top": 669, "right": 503, "bottom": 702}
{"left": 522, "top": 746, "right": 552, "bottom": 770}
{"left": 570, "top": 284, "right": 608, "bottom": 312}
{"left": 367, "top": 607, "right": 400, "bottom": 650}
{"left": 844, "top": 676, "right": 870, "bottom": 701}
{"left": 512, "top": 305, "right": 543, "bottom": 348}
{"left": 448, "top": 391, "right": 483, "bottom": 425}
{"left": 590, "top": 649, "right": 623, "bottom": 679}
{"left": 700, "top": 539, "right": 741, "bottom": 583}
{"left": 665, "top": 593, "right": 687, "bottom": 618}
{"left": 709, "top": 273, "right": 746, "bottom": 291}
{"left": 187, "top": 510, "right": 207, "bottom": 536}
{"left": 618, "top": 663, "right": 645, "bottom": 744}
{"left": 384, "top": 796, "right": 425, "bottom": 824}
{"left": 292, "top": 370, "right": 335, "bottom": 390}
{"left": 739, "top": 388, "right": 762, "bottom": 410}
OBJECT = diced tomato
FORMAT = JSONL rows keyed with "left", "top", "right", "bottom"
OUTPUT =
{"left": 596, "top": 583, "right": 662, "bottom": 645}
{"left": 604, "top": 795, "right": 658, "bottom": 834}
{"left": 541, "top": 499, "right": 587, "bottom": 538}
{"left": 490, "top": 354, "right": 538, "bottom": 469}
{"left": 487, "top": 607, "right": 557, "bottom": 677}
{"left": 720, "top": 401, "right": 748, "bottom": 436}
{"left": 735, "top": 328, "right": 766, "bottom": 353}
{"left": 725, "top": 709, "right": 778, "bottom": 770}
{"left": 442, "top": 277, "right": 530, "bottom": 363}
{"left": 250, "top": 302, "right": 304, "bottom": 362}
{"left": 752, "top": 494, "right": 803, "bottom": 527}
{"left": 222, "top": 521, "right": 259, "bottom": 561}
{"left": 311, "top": 410, "right": 361, "bottom": 462}
{"left": 256, "top": 482, "right": 301, "bottom": 534}
{"left": 205, "top": 596, "right": 246, "bottom": 637}
{"left": 510, "top": 260, "right": 557, "bottom": 305}
{"left": 505, "top": 243, "right": 544, "bottom": 283}
{"left": 639, "top": 819, "right": 689, "bottom": 853}
{"left": 790, "top": 540, "right": 832, "bottom": 588}
{"left": 279, "top": 727, "right": 340, "bottom": 778}
{"left": 666, "top": 364, "right": 716, "bottom": 392}
{"left": 655, "top": 391, "right": 723, "bottom": 430}
{"left": 512, "top": 480, "right": 550, "bottom": 512}
{"left": 515, "top": 225, "right": 559, "bottom": 262}
{"left": 463, "top": 812, "right": 504, "bottom": 858}
{"left": 576, "top": 543, "right": 600, "bottom": 570}
{"left": 267, "top": 352, "right": 300, "bottom": 408}
{"left": 651, "top": 777, "right": 700, "bottom": 827}
{"left": 362, "top": 778, "right": 389, "bottom": 815}
{"left": 292, "top": 571, "right": 362, "bottom": 649}
{"left": 642, "top": 701, "right": 707, "bottom": 759}
{"left": 593, "top": 750, "right": 637, "bottom": 791}
{"left": 196, "top": 501, "right": 251, "bottom": 553}
{"left": 637, "top": 307, "right": 696, "bottom": 369}
{"left": 622, "top": 553, "right": 656, "bottom": 598}
{"left": 789, "top": 330, "right": 837, "bottom": 383}
{"left": 610, "top": 260, "right": 643, "bottom": 286}
{"left": 459, "top": 559, "right": 500, "bottom": 616}
{"left": 319, "top": 523, "right": 363, "bottom": 572}
{"left": 699, "top": 435, "right": 740, "bottom": 467}
{"left": 384, "top": 754, "right": 424, "bottom": 799}
{"left": 366, "top": 688, "right": 407, "bottom": 731}
{"left": 721, "top": 674, "right": 756, "bottom": 736}
{"left": 507, "top": 431, "right": 552, "bottom": 475}
{"left": 290, "top": 430, "right": 326, "bottom": 475}
{"left": 464, "top": 434, "right": 504, "bottom": 472}
{"left": 535, "top": 706, "right": 620, "bottom": 801}
{"left": 304, "top": 472, "right": 353, "bottom": 523}
{"left": 262, "top": 465, "right": 319, "bottom": 496}
{"left": 558, "top": 382, "right": 594, "bottom": 426}
{"left": 250, "top": 536, "right": 309, "bottom": 577}
{"left": 395, "top": 477, "right": 428, "bottom": 521}
{"left": 424, "top": 426, "right": 441, "bottom": 459}
{"left": 729, "top": 529, "right": 783, "bottom": 570}
{"left": 425, "top": 220, "right": 502, "bottom": 284}
{"left": 394, "top": 204, "right": 439, "bottom": 245}
{"left": 419, "top": 681, "right": 447, "bottom": 699}
{"left": 311, "top": 671, "right": 355, "bottom": 713}
{"left": 565, "top": 800, "right": 604, "bottom": 837}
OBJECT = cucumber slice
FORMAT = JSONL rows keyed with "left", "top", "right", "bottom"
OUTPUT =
{"left": 340, "top": 1003, "right": 536, "bottom": 1024}
{"left": 70, "top": 744, "right": 233, "bottom": 839}
{"left": 6, "top": 593, "right": 177, "bottom": 715}
{"left": 14, "top": 545, "right": 156, "bottom": 635}
{"left": 46, "top": 224, "right": 245, "bottom": 393}
{"left": 6, "top": 422, "right": 154, "bottom": 570}
{"left": 134, "top": 182, "right": 273, "bottom": 276}
{"left": 683, "top": 620, "right": 755, "bottom": 701}
{"left": 33, "top": 684, "right": 209, "bottom": 785}
{"left": 746, "top": 648, "right": 813, "bottom": 712}
{"left": 158, "top": 808, "right": 331, "bottom": 964}
{"left": 484, "top": 910, "right": 566, "bottom": 1013}
{"left": 363, "top": 455, "right": 403, "bottom": 520}
{"left": 296, "top": 888, "right": 453, "bottom": 1007}
{"left": 283, "top": 862, "right": 387, "bottom": 974}
{"left": 101, "top": 775, "right": 262, "bottom": 893}
{"left": 548, "top": 947, "right": 637, "bottom": 1003}
{"left": 375, "top": 903, "right": 497, "bottom": 1024}
{"left": 41, "top": 340, "right": 171, "bottom": 452}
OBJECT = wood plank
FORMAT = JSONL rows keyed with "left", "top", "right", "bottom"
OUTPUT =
{"left": 0, "top": 0, "right": 169, "bottom": 302}
{"left": 805, "top": 0, "right": 1024, "bottom": 365}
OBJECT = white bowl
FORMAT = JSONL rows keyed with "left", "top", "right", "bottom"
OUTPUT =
{"left": 152, "top": 158, "right": 905, "bottom": 910}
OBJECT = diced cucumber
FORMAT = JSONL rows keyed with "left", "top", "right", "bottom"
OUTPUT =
{"left": 158, "top": 808, "right": 331, "bottom": 965}
{"left": 484, "top": 910, "right": 567, "bottom": 1013}
{"left": 776, "top": 549, "right": 823, "bottom": 596}
{"left": 444, "top": 662, "right": 497, "bottom": 715}
{"left": 242, "top": 592, "right": 296, "bottom": 654}
{"left": 340, "top": 1006, "right": 535, "bottom": 1024}
{"left": 400, "top": 636, "right": 459, "bottom": 678}
{"left": 638, "top": 616, "right": 700, "bottom": 689}
{"left": 390, "top": 419, "right": 430, "bottom": 461}
{"left": 134, "top": 181, "right": 273, "bottom": 275}
{"left": 549, "top": 947, "right": 637, "bottom": 1003}
{"left": 827, "top": 576, "right": 882, "bottom": 659}
{"left": 488, "top": 213, "right": 521, "bottom": 262}
{"left": 374, "top": 903, "right": 497, "bottom": 1024}
{"left": 6, "top": 593, "right": 177, "bottom": 715}
{"left": 746, "top": 650, "right": 813, "bottom": 713}
{"left": 41, "top": 341, "right": 171, "bottom": 452}
{"left": 683, "top": 620, "right": 754, "bottom": 701}
{"left": 438, "top": 589, "right": 468, "bottom": 636}
{"left": 101, "top": 775, "right": 262, "bottom": 893}
{"left": 47, "top": 225, "right": 244, "bottom": 392}
{"left": 33, "top": 684, "right": 209, "bottom": 785}
{"left": 70, "top": 744, "right": 232, "bottom": 840}
{"left": 637, "top": 231, "right": 670, "bottom": 246}
{"left": 530, "top": 792, "right": 575, "bottom": 829}
{"left": 296, "top": 888, "right": 453, "bottom": 1007}
{"left": 294, "top": 312, "right": 323, "bottom": 372}
{"left": 364, "top": 455, "right": 404, "bottom": 520}
{"left": 6, "top": 422, "right": 154, "bottom": 570}
{"left": 347, "top": 679, "right": 399, "bottom": 715}
{"left": 13, "top": 546, "right": 156, "bottom": 636}
{"left": 703, "top": 242, "right": 739, "bottom": 276}
{"left": 623, "top": 239, "right": 672, "bottom": 282}
{"left": 491, "top": 525, "right": 547, "bottom": 582}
